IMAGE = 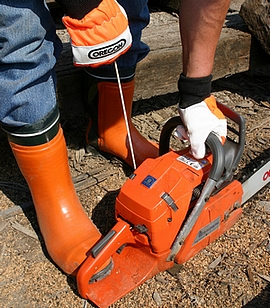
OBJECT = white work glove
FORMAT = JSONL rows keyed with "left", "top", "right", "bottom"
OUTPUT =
{"left": 176, "top": 96, "right": 227, "bottom": 159}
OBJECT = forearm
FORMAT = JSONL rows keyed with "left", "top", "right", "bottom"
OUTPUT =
{"left": 179, "top": 0, "right": 231, "bottom": 77}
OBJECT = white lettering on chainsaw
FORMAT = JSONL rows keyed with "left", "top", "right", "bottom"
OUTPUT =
{"left": 177, "top": 155, "right": 209, "bottom": 170}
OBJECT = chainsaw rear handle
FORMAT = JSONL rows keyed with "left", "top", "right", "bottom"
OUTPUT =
{"left": 159, "top": 116, "right": 225, "bottom": 182}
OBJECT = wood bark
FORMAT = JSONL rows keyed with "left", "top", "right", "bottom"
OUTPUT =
{"left": 240, "top": 0, "right": 270, "bottom": 56}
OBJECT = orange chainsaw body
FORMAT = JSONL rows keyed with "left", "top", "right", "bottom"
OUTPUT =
{"left": 175, "top": 179, "right": 242, "bottom": 264}
{"left": 115, "top": 148, "right": 212, "bottom": 254}
{"left": 76, "top": 148, "right": 243, "bottom": 307}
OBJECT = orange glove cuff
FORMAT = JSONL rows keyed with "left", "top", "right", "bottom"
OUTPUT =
{"left": 205, "top": 96, "right": 226, "bottom": 120}
{"left": 62, "top": 0, "right": 132, "bottom": 67}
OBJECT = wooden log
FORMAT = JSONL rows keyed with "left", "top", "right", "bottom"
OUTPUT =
{"left": 134, "top": 11, "right": 252, "bottom": 100}
{"left": 55, "top": 11, "right": 253, "bottom": 112}
{"left": 149, "top": 0, "right": 245, "bottom": 14}
{"left": 240, "top": 0, "right": 270, "bottom": 56}
{"left": 52, "top": 4, "right": 269, "bottom": 116}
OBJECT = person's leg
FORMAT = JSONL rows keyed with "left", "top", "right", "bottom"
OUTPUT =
{"left": 0, "top": 0, "right": 62, "bottom": 128}
{"left": 179, "top": 0, "right": 231, "bottom": 78}
{"left": 0, "top": 1, "right": 110, "bottom": 277}
{"left": 85, "top": 0, "right": 159, "bottom": 168}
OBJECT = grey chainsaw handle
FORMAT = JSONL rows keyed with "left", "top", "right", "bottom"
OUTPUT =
{"left": 159, "top": 116, "right": 225, "bottom": 182}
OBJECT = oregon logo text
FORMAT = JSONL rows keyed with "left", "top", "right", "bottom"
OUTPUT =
{"left": 263, "top": 169, "right": 270, "bottom": 181}
{"left": 88, "top": 39, "right": 126, "bottom": 59}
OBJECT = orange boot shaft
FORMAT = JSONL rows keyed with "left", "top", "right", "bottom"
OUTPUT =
{"left": 9, "top": 127, "right": 103, "bottom": 275}
{"left": 87, "top": 80, "right": 159, "bottom": 167}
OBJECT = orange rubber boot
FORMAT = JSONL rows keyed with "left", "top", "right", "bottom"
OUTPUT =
{"left": 9, "top": 126, "right": 111, "bottom": 276}
{"left": 86, "top": 80, "right": 159, "bottom": 168}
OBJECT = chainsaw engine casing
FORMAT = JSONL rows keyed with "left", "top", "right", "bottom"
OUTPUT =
{"left": 115, "top": 148, "right": 243, "bottom": 262}
{"left": 77, "top": 147, "right": 243, "bottom": 308}
{"left": 116, "top": 148, "right": 212, "bottom": 254}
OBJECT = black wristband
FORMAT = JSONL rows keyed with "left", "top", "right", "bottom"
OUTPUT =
{"left": 3, "top": 106, "right": 60, "bottom": 146}
{"left": 56, "top": 0, "right": 102, "bottom": 19}
{"left": 178, "top": 73, "right": 212, "bottom": 109}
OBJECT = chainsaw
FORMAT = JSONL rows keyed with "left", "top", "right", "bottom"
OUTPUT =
{"left": 76, "top": 102, "right": 270, "bottom": 308}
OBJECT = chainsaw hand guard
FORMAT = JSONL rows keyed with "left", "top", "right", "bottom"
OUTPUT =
{"left": 159, "top": 116, "right": 226, "bottom": 261}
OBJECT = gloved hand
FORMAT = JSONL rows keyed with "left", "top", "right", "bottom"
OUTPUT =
{"left": 176, "top": 96, "right": 227, "bottom": 159}
{"left": 62, "top": 0, "right": 132, "bottom": 67}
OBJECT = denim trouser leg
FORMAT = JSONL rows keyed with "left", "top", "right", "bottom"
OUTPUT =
{"left": 86, "top": 0, "right": 150, "bottom": 79}
{"left": 0, "top": 0, "right": 149, "bottom": 129}
{"left": 0, "top": 0, "right": 62, "bottom": 128}
{"left": 117, "top": 0, "right": 150, "bottom": 68}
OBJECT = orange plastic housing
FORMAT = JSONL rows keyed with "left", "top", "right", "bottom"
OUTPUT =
{"left": 175, "top": 179, "right": 243, "bottom": 264}
{"left": 115, "top": 148, "right": 213, "bottom": 254}
{"left": 116, "top": 148, "right": 243, "bottom": 263}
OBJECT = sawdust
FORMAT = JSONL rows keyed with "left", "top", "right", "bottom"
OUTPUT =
{"left": 1, "top": 5, "right": 270, "bottom": 303}
{"left": 0, "top": 64, "right": 269, "bottom": 308}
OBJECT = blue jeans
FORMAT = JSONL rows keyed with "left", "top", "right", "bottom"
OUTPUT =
{"left": 0, "top": 0, "right": 150, "bottom": 128}
{"left": 87, "top": 0, "right": 150, "bottom": 79}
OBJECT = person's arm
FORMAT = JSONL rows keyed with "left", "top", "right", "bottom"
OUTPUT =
{"left": 176, "top": 0, "right": 230, "bottom": 159}
{"left": 56, "top": 0, "right": 102, "bottom": 19}
{"left": 179, "top": 0, "right": 231, "bottom": 78}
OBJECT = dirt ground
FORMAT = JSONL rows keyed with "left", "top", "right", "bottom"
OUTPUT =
{"left": 0, "top": 59, "right": 270, "bottom": 308}
{"left": 0, "top": 5, "right": 270, "bottom": 306}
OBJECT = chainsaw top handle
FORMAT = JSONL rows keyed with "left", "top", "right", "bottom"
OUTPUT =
{"left": 159, "top": 116, "right": 225, "bottom": 182}
{"left": 159, "top": 102, "right": 246, "bottom": 187}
